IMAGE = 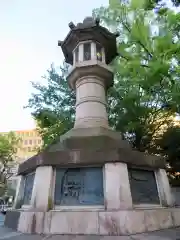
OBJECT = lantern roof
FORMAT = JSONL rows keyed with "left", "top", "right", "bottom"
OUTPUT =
{"left": 58, "top": 17, "right": 119, "bottom": 65}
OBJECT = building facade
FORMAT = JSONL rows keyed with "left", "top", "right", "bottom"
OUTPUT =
{"left": 14, "top": 129, "right": 42, "bottom": 162}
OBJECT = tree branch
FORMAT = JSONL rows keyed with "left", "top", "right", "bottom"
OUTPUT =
{"left": 121, "top": 21, "right": 153, "bottom": 60}
{"left": 118, "top": 53, "right": 150, "bottom": 68}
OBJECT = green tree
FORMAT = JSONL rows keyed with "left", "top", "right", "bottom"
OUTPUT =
{"left": 155, "top": 124, "right": 180, "bottom": 184}
{"left": 156, "top": 125, "right": 180, "bottom": 171}
{"left": 118, "top": 0, "right": 180, "bottom": 9}
{"left": 0, "top": 132, "right": 19, "bottom": 196}
{"left": 94, "top": 0, "right": 180, "bottom": 151}
{"left": 26, "top": 64, "right": 75, "bottom": 148}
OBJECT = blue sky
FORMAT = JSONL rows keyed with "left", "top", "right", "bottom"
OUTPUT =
{"left": 0, "top": 0, "right": 108, "bottom": 132}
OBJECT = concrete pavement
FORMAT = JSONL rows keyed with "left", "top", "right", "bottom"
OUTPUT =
{"left": 1, "top": 226, "right": 180, "bottom": 240}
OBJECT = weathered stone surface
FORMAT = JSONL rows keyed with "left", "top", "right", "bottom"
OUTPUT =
{"left": 3, "top": 225, "right": 180, "bottom": 239}
{"left": 156, "top": 169, "right": 175, "bottom": 207}
{"left": 34, "top": 212, "right": 45, "bottom": 234}
{"left": 59, "top": 127, "right": 127, "bottom": 149}
{"left": 18, "top": 127, "right": 165, "bottom": 175}
{"left": 171, "top": 207, "right": 180, "bottom": 226}
{"left": 50, "top": 211, "right": 99, "bottom": 234}
{"left": 43, "top": 211, "right": 52, "bottom": 234}
{"left": 67, "top": 62, "right": 114, "bottom": 90}
{"left": 30, "top": 166, "right": 53, "bottom": 212}
{"left": 144, "top": 209, "right": 173, "bottom": 232}
{"left": 17, "top": 212, "right": 45, "bottom": 234}
{"left": 99, "top": 210, "right": 146, "bottom": 235}
{"left": 3, "top": 208, "right": 180, "bottom": 236}
{"left": 104, "top": 163, "right": 132, "bottom": 210}
{"left": 18, "top": 211, "right": 34, "bottom": 233}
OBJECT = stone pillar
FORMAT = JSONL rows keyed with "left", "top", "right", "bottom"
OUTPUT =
{"left": 102, "top": 48, "right": 105, "bottom": 63}
{"left": 79, "top": 44, "right": 83, "bottom": 62}
{"left": 91, "top": 42, "right": 96, "bottom": 60}
{"left": 75, "top": 76, "right": 109, "bottom": 128}
{"left": 104, "top": 162, "right": 133, "bottom": 210}
{"left": 156, "top": 169, "right": 174, "bottom": 207}
{"left": 13, "top": 175, "right": 25, "bottom": 209}
{"left": 30, "top": 166, "right": 54, "bottom": 211}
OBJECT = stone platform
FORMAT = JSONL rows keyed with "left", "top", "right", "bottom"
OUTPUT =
{"left": 1, "top": 225, "right": 180, "bottom": 240}
{"left": 17, "top": 127, "right": 165, "bottom": 175}
{"left": 5, "top": 207, "right": 180, "bottom": 235}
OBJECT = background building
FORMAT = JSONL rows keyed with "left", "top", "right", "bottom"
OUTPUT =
{"left": 14, "top": 129, "right": 42, "bottom": 162}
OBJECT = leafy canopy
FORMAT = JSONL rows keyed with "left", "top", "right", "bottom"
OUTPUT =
{"left": 0, "top": 132, "right": 19, "bottom": 195}
{"left": 94, "top": 0, "right": 180, "bottom": 151}
{"left": 26, "top": 64, "right": 75, "bottom": 148}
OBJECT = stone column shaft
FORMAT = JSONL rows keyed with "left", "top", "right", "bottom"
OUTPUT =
{"left": 13, "top": 175, "right": 25, "bottom": 209}
{"left": 75, "top": 76, "right": 109, "bottom": 128}
{"left": 104, "top": 162, "right": 133, "bottom": 210}
{"left": 156, "top": 169, "right": 174, "bottom": 207}
{"left": 31, "top": 166, "right": 54, "bottom": 211}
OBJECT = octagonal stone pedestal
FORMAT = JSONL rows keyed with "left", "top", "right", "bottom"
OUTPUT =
{"left": 5, "top": 154, "right": 180, "bottom": 235}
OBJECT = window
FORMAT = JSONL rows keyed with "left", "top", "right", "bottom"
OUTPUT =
{"left": 38, "top": 139, "right": 41, "bottom": 144}
{"left": 96, "top": 43, "right": 103, "bottom": 61}
{"left": 128, "top": 168, "right": 160, "bottom": 205}
{"left": 29, "top": 140, "right": 32, "bottom": 145}
{"left": 83, "top": 43, "right": 91, "bottom": 61}
{"left": 54, "top": 167, "right": 104, "bottom": 206}
{"left": 74, "top": 47, "right": 79, "bottom": 63}
{"left": 23, "top": 173, "right": 35, "bottom": 205}
{"left": 24, "top": 140, "right": 28, "bottom": 145}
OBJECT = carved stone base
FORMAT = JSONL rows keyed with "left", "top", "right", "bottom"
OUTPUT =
{"left": 5, "top": 208, "right": 180, "bottom": 235}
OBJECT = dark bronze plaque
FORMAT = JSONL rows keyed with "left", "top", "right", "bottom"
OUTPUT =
{"left": 54, "top": 167, "right": 104, "bottom": 205}
{"left": 129, "top": 168, "right": 160, "bottom": 204}
{"left": 23, "top": 173, "right": 35, "bottom": 205}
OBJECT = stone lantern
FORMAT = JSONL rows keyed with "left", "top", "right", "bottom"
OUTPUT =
{"left": 57, "top": 17, "right": 123, "bottom": 150}
{"left": 5, "top": 17, "right": 180, "bottom": 236}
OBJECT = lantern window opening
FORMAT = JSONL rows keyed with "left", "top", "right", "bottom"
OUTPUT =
{"left": 83, "top": 42, "right": 91, "bottom": 61}
{"left": 74, "top": 46, "right": 79, "bottom": 63}
{"left": 96, "top": 42, "right": 103, "bottom": 62}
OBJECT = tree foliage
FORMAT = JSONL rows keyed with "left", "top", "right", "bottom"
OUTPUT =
{"left": 0, "top": 132, "right": 19, "bottom": 195}
{"left": 155, "top": 124, "right": 180, "bottom": 185}
{"left": 94, "top": 0, "right": 180, "bottom": 151}
{"left": 27, "top": 0, "right": 180, "bottom": 165}
{"left": 156, "top": 125, "right": 180, "bottom": 171}
{"left": 26, "top": 64, "right": 75, "bottom": 148}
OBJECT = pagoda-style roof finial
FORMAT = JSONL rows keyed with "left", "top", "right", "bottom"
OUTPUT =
{"left": 68, "top": 22, "right": 76, "bottom": 30}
